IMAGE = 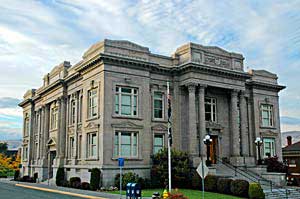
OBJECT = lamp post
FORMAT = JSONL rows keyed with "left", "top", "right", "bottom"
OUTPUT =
{"left": 254, "top": 137, "right": 263, "bottom": 165}
{"left": 203, "top": 134, "right": 212, "bottom": 166}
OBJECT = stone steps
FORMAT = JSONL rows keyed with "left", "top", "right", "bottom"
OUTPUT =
{"left": 264, "top": 188, "right": 300, "bottom": 199}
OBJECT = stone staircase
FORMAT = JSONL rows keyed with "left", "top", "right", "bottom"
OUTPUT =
{"left": 264, "top": 188, "right": 300, "bottom": 199}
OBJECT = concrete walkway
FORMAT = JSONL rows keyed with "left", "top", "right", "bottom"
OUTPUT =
{"left": 0, "top": 178, "right": 151, "bottom": 199}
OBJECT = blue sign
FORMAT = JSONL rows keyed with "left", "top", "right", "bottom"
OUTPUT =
{"left": 118, "top": 158, "right": 124, "bottom": 167}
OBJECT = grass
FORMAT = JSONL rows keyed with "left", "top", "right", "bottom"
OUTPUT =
{"left": 108, "top": 189, "right": 242, "bottom": 199}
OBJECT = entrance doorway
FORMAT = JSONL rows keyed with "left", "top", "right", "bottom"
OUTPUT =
{"left": 209, "top": 136, "right": 218, "bottom": 164}
{"left": 49, "top": 151, "right": 56, "bottom": 178}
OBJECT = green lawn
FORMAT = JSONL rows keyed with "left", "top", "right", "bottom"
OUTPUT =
{"left": 108, "top": 189, "right": 242, "bottom": 199}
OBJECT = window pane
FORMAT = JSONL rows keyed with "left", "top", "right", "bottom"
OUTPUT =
{"left": 121, "top": 88, "right": 132, "bottom": 93}
{"left": 154, "top": 100, "right": 162, "bottom": 109}
{"left": 121, "top": 105, "right": 131, "bottom": 115}
{"left": 154, "top": 135, "right": 163, "bottom": 145}
{"left": 92, "top": 134, "right": 97, "bottom": 144}
{"left": 92, "top": 145, "right": 96, "bottom": 156}
{"left": 121, "top": 95, "right": 131, "bottom": 105}
{"left": 121, "top": 145, "right": 131, "bottom": 156}
{"left": 154, "top": 92, "right": 162, "bottom": 99}
{"left": 121, "top": 133, "right": 131, "bottom": 144}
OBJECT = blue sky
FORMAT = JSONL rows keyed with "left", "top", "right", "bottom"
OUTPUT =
{"left": 0, "top": 0, "right": 299, "bottom": 140}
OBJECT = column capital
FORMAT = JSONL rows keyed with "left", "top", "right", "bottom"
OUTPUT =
{"left": 231, "top": 89, "right": 239, "bottom": 97}
{"left": 187, "top": 83, "right": 197, "bottom": 93}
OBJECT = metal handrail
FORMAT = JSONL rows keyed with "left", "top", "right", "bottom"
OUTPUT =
{"left": 214, "top": 156, "right": 289, "bottom": 197}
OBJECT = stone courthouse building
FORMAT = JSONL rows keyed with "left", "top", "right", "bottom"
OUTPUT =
{"left": 19, "top": 39, "right": 285, "bottom": 185}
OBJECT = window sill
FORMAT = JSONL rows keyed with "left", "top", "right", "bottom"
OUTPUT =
{"left": 112, "top": 157, "right": 143, "bottom": 161}
{"left": 86, "top": 116, "right": 99, "bottom": 122}
{"left": 49, "top": 129, "right": 58, "bottom": 132}
{"left": 152, "top": 119, "right": 167, "bottom": 123}
{"left": 85, "top": 158, "right": 99, "bottom": 161}
{"left": 112, "top": 114, "right": 142, "bottom": 120}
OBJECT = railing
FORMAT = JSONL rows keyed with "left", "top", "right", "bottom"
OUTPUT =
{"left": 214, "top": 156, "right": 290, "bottom": 198}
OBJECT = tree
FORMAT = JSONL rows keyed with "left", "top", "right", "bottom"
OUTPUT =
{"left": 90, "top": 168, "right": 101, "bottom": 190}
{"left": 0, "top": 143, "right": 8, "bottom": 154}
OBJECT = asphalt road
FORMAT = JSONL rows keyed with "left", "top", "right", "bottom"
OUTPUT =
{"left": 0, "top": 182, "right": 82, "bottom": 199}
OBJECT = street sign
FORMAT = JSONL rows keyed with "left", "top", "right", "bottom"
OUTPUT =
{"left": 196, "top": 160, "right": 209, "bottom": 179}
{"left": 118, "top": 158, "right": 124, "bottom": 167}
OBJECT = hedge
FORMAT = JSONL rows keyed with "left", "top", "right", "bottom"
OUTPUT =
{"left": 248, "top": 183, "right": 265, "bottom": 199}
{"left": 204, "top": 175, "right": 219, "bottom": 192}
{"left": 56, "top": 167, "right": 65, "bottom": 186}
{"left": 217, "top": 178, "right": 232, "bottom": 194}
{"left": 70, "top": 177, "right": 81, "bottom": 189}
{"left": 230, "top": 179, "right": 249, "bottom": 197}
{"left": 90, "top": 168, "right": 101, "bottom": 191}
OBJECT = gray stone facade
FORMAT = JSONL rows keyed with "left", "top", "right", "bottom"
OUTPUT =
{"left": 19, "top": 39, "right": 285, "bottom": 186}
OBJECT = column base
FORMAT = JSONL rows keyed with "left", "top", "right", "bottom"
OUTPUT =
{"left": 230, "top": 156, "right": 256, "bottom": 166}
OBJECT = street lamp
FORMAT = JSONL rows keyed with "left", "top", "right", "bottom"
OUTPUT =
{"left": 254, "top": 137, "right": 263, "bottom": 165}
{"left": 203, "top": 134, "right": 212, "bottom": 166}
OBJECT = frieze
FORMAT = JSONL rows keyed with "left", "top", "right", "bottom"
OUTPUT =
{"left": 151, "top": 124, "right": 168, "bottom": 131}
{"left": 204, "top": 54, "right": 230, "bottom": 68}
{"left": 111, "top": 121, "right": 143, "bottom": 129}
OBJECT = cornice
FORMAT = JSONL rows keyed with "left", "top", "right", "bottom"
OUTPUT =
{"left": 246, "top": 80, "right": 286, "bottom": 91}
{"left": 18, "top": 98, "right": 32, "bottom": 107}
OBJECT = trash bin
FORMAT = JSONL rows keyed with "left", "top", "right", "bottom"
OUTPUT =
{"left": 126, "top": 183, "right": 132, "bottom": 198}
{"left": 131, "top": 183, "right": 142, "bottom": 199}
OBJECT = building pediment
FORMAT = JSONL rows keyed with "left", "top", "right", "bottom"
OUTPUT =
{"left": 206, "top": 121, "right": 223, "bottom": 130}
{"left": 151, "top": 124, "right": 168, "bottom": 131}
{"left": 47, "top": 137, "right": 56, "bottom": 146}
{"left": 261, "top": 130, "right": 278, "bottom": 137}
{"left": 85, "top": 121, "right": 98, "bottom": 129}
{"left": 111, "top": 121, "right": 143, "bottom": 129}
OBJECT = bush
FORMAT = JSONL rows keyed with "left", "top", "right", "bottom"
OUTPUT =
{"left": 137, "top": 177, "right": 152, "bottom": 189}
{"left": 14, "top": 170, "right": 20, "bottom": 181}
{"left": 204, "top": 175, "right": 218, "bottom": 192}
{"left": 248, "top": 183, "right": 265, "bottom": 199}
{"left": 70, "top": 177, "right": 81, "bottom": 189}
{"left": 168, "top": 191, "right": 188, "bottom": 199}
{"left": 191, "top": 171, "right": 202, "bottom": 190}
{"left": 217, "top": 178, "right": 232, "bottom": 194}
{"left": 114, "top": 172, "right": 139, "bottom": 190}
{"left": 56, "top": 167, "right": 65, "bottom": 186}
{"left": 20, "top": 175, "right": 34, "bottom": 183}
{"left": 151, "top": 148, "right": 190, "bottom": 188}
{"left": 33, "top": 173, "right": 38, "bottom": 183}
{"left": 81, "top": 182, "right": 90, "bottom": 190}
{"left": 90, "top": 168, "right": 101, "bottom": 191}
{"left": 264, "top": 156, "right": 287, "bottom": 173}
{"left": 230, "top": 179, "right": 249, "bottom": 197}
{"left": 62, "top": 180, "right": 70, "bottom": 187}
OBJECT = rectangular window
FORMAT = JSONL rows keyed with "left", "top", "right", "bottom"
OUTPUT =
{"left": 153, "top": 92, "right": 164, "bottom": 119}
{"left": 50, "top": 107, "right": 58, "bottom": 130}
{"left": 23, "top": 146, "right": 28, "bottom": 161}
{"left": 78, "top": 96, "right": 83, "bottom": 123}
{"left": 153, "top": 134, "right": 164, "bottom": 154}
{"left": 115, "top": 86, "right": 138, "bottom": 116}
{"left": 87, "top": 133, "right": 97, "bottom": 158}
{"left": 24, "top": 114, "right": 29, "bottom": 136}
{"left": 114, "top": 131, "right": 138, "bottom": 158}
{"left": 69, "top": 137, "right": 74, "bottom": 158}
{"left": 78, "top": 135, "right": 82, "bottom": 159}
{"left": 88, "top": 89, "right": 98, "bottom": 118}
{"left": 261, "top": 104, "right": 274, "bottom": 127}
{"left": 35, "top": 143, "right": 38, "bottom": 158}
{"left": 205, "top": 98, "right": 217, "bottom": 122}
{"left": 263, "top": 138, "right": 275, "bottom": 157}
{"left": 71, "top": 100, "right": 76, "bottom": 124}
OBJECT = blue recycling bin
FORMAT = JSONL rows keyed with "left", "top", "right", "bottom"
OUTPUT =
{"left": 126, "top": 183, "right": 132, "bottom": 198}
{"left": 131, "top": 183, "right": 142, "bottom": 199}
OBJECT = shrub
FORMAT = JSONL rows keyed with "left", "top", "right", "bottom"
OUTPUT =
{"left": 70, "top": 177, "right": 81, "bottom": 189}
{"left": 14, "top": 170, "right": 20, "bottom": 181}
{"left": 33, "top": 173, "right": 38, "bottom": 183}
{"left": 230, "top": 179, "right": 249, "bottom": 197}
{"left": 248, "top": 183, "right": 265, "bottom": 199}
{"left": 217, "top": 178, "right": 232, "bottom": 194}
{"left": 204, "top": 175, "right": 218, "bottom": 192}
{"left": 81, "top": 182, "right": 90, "bottom": 190}
{"left": 114, "top": 172, "right": 139, "bottom": 190}
{"left": 62, "top": 180, "right": 70, "bottom": 187}
{"left": 191, "top": 171, "right": 202, "bottom": 190}
{"left": 151, "top": 148, "right": 190, "bottom": 188}
{"left": 56, "top": 167, "right": 65, "bottom": 186}
{"left": 168, "top": 191, "right": 188, "bottom": 199}
{"left": 137, "top": 177, "right": 152, "bottom": 189}
{"left": 90, "top": 168, "right": 101, "bottom": 191}
{"left": 264, "top": 156, "right": 287, "bottom": 173}
{"left": 20, "top": 175, "right": 34, "bottom": 183}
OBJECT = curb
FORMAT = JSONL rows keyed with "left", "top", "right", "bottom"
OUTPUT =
{"left": 15, "top": 183, "right": 108, "bottom": 199}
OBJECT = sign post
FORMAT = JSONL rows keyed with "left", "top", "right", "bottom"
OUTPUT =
{"left": 196, "top": 159, "right": 209, "bottom": 199}
{"left": 118, "top": 158, "right": 124, "bottom": 199}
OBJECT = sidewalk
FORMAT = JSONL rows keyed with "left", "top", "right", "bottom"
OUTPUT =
{"left": 0, "top": 178, "right": 151, "bottom": 199}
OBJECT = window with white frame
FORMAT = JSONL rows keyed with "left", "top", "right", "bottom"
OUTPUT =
{"left": 115, "top": 86, "right": 138, "bottom": 116}
{"left": 78, "top": 135, "right": 82, "bottom": 159}
{"left": 69, "top": 137, "right": 74, "bottom": 158}
{"left": 78, "top": 96, "right": 83, "bottom": 123}
{"left": 205, "top": 97, "right": 217, "bottom": 122}
{"left": 261, "top": 104, "right": 274, "bottom": 127}
{"left": 114, "top": 131, "right": 138, "bottom": 157}
{"left": 88, "top": 89, "right": 98, "bottom": 118}
{"left": 24, "top": 113, "right": 29, "bottom": 136}
{"left": 87, "top": 133, "right": 97, "bottom": 158}
{"left": 50, "top": 106, "right": 58, "bottom": 130}
{"left": 263, "top": 138, "right": 275, "bottom": 157}
{"left": 70, "top": 99, "right": 76, "bottom": 124}
{"left": 153, "top": 92, "right": 164, "bottom": 119}
{"left": 23, "top": 146, "right": 28, "bottom": 161}
{"left": 153, "top": 134, "right": 164, "bottom": 154}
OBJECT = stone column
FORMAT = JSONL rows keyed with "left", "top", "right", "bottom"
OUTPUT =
{"left": 74, "top": 93, "right": 78, "bottom": 161}
{"left": 240, "top": 91, "right": 249, "bottom": 157}
{"left": 198, "top": 85, "right": 206, "bottom": 157}
{"left": 43, "top": 104, "right": 50, "bottom": 161}
{"left": 188, "top": 84, "right": 197, "bottom": 156}
{"left": 59, "top": 97, "right": 67, "bottom": 161}
{"left": 231, "top": 90, "right": 240, "bottom": 157}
